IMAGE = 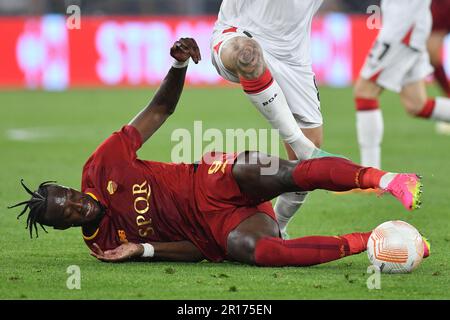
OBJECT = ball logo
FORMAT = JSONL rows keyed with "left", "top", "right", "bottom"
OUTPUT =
{"left": 371, "top": 229, "right": 409, "bottom": 264}
{"left": 367, "top": 221, "right": 424, "bottom": 274}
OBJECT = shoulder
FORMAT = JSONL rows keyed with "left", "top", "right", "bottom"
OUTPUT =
{"left": 96, "top": 125, "right": 143, "bottom": 157}
{"left": 84, "top": 125, "right": 143, "bottom": 168}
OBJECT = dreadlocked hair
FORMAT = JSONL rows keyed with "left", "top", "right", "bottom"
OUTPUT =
{"left": 8, "top": 179, "right": 57, "bottom": 238}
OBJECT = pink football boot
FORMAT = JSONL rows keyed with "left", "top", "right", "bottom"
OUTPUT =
{"left": 383, "top": 174, "right": 423, "bottom": 211}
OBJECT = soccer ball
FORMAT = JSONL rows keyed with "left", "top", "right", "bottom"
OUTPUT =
{"left": 367, "top": 221, "right": 424, "bottom": 274}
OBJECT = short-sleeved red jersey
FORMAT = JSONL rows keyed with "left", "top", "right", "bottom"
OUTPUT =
{"left": 81, "top": 125, "right": 224, "bottom": 261}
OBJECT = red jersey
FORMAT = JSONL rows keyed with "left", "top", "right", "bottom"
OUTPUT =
{"left": 431, "top": 0, "right": 450, "bottom": 32}
{"left": 81, "top": 125, "right": 223, "bottom": 261}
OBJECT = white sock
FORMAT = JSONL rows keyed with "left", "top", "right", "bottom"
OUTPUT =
{"left": 274, "top": 191, "right": 308, "bottom": 236}
{"left": 356, "top": 109, "right": 384, "bottom": 169}
{"left": 244, "top": 80, "right": 317, "bottom": 160}
{"left": 431, "top": 97, "right": 450, "bottom": 121}
{"left": 379, "top": 172, "right": 397, "bottom": 189}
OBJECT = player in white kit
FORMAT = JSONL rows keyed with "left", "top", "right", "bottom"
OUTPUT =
{"left": 210, "top": 0, "right": 334, "bottom": 238}
{"left": 355, "top": 0, "right": 450, "bottom": 169}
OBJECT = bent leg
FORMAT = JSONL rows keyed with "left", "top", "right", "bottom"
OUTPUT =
{"left": 232, "top": 151, "right": 422, "bottom": 211}
{"left": 401, "top": 80, "right": 450, "bottom": 121}
{"left": 220, "top": 36, "right": 318, "bottom": 160}
{"left": 232, "top": 151, "right": 388, "bottom": 202}
{"left": 226, "top": 212, "right": 370, "bottom": 266}
{"left": 275, "top": 126, "right": 322, "bottom": 238}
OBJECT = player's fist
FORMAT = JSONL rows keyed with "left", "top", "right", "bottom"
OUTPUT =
{"left": 170, "top": 37, "right": 201, "bottom": 64}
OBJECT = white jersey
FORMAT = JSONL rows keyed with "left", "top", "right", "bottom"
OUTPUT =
{"left": 379, "top": 0, "right": 432, "bottom": 51}
{"left": 213, "top": 0, "right": 324, "bottom": 66}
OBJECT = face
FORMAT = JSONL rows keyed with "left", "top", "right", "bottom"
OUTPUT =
{"left": 44, "top": 185, "right": 102, "bottom": 230}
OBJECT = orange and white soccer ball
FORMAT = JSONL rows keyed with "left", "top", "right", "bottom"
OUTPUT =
{"left": 367, "top": 221, "right": 424, "bottom": 274}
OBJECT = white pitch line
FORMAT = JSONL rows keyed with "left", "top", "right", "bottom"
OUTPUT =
{"left": 5, "top": 126, "right": 114, "bottom": 142}
{"left": 6, "top": 128, "right": 56, "bottom": 141}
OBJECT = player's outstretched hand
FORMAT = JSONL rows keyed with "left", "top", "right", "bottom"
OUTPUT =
{"left": 170, "top": 37, "right": 201, "bottom": 64}
{"left": 90, "top": 242, "right": 143, "bottom": 262}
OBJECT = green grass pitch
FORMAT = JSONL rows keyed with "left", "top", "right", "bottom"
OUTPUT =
{"left": 0, "top": 86, "right": 449, "bottom": 300}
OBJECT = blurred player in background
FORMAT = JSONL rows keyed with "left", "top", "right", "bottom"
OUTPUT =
{"left": 429, "top": 0, "right": 450, "bottom": 97}
{"left": 210, "top": 0, "right": 336, "bottom": 239}
{"left": 354, "top": 0, "right": 450, "bottom": 169}
{"left": 428, "top": 0, "right": 450, "bottom": 134}
{"left": 10, "top": 38, "right": 427, "bottom": 267}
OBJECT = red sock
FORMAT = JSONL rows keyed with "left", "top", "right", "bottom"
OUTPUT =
{"left": 292, "top": 158, "right": 387, "bottom": 191}
{"left": 254, "top": 232, "right": 371, "bottom": 267}
{"left": 239, "top": 68, "right": 274, "bottom": 94}
{"left": 417, "top": 99, "right": 436, "bottom": 119}
{"left": 434, "top": 65, "right": 450, "bottom": 97}
{"left": 359, "top": 167, "right": 386, "bottom": 190}
{"left": 355, "top": 97, "right": 379, "bottom": 111}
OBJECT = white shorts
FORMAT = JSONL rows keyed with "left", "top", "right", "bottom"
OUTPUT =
{"left": 210, "top": 27, "right": 323, "bottom": 129}
{"left": 360, "top": 40, "right": 434, "bottom": 93}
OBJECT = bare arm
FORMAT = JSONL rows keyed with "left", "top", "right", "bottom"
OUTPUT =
{"left": 90, "top": 241, "right": 204, "bottom": 263}
{"left": 129, "top": 37, "right": 201, "bottom": 144}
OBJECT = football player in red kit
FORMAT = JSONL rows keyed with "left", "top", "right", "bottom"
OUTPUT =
{"left": 428, "top": 0, "right": 450, "bottom": 134}
{"left": 9, "top": 38, "right": 428, "bottom": 267}
{"left": 428, "top": 0, "right": 450, "bottom": 97}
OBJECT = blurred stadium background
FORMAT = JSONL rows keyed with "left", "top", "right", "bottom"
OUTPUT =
{"left": 4, "top": 0, "right": 448, "bottom": 91}
{"left": 1, "top": 1, "right": 449, "bottom": 300}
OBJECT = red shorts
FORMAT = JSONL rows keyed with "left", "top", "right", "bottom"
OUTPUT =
{"left": 194, "top": 151, "right": 277, "bottom": 256}
{"left": 431, "top": 0, "right": 450, "bottom": 32}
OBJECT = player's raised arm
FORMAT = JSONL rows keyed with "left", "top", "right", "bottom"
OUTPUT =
{"left": 129, "top": 37, "right": 201, "bottom": 143}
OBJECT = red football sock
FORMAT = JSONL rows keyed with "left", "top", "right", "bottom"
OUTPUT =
{"left": 355, "top": 97, "right": 379, "bottom": 111}
{"left": 360, "top": 167, "right": 386, "bottom": 190}
{"left": 254, "top": 232, "right": 371, "bottom": 267}
{"left": 434, "top": 65, "right": 450, "bottom": 97}
{"left": 417, "top": 99, "right": 436, "bottom": 119}
{"left": 292, "top": 158, "right": 387, "bottom": 191}
{"left": 239, "top": 68, "right": 274, "bottom": 94}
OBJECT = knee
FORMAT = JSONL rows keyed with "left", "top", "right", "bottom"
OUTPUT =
{"left": 221, "top": 37, "right": 265, "bottom": 80}
{"left": 354, "top": 78, "right": 380, "bottom": 99}
{"left": 277, "top": 161, "right": 297, "bottom": 187}
{"left": 227, "top": 230, "right": 258, "bottom": 264}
